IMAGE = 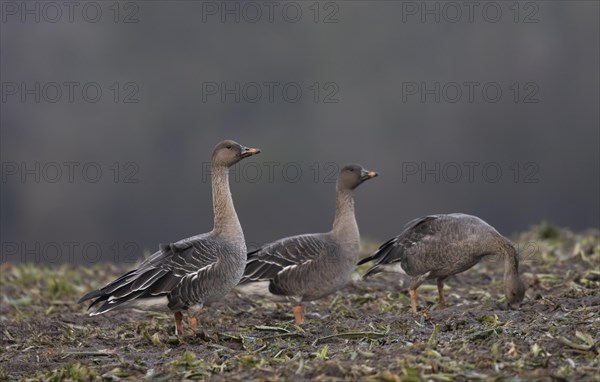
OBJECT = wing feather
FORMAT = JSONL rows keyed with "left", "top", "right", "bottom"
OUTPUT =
{"left": 241, "top": 234, "right": 329, "bottom": 283}
{"left": 360, "top": 215, "right": 443, "bottom": 277}
{"left": 80, "top": 234, "right": 221, "bottom": 314}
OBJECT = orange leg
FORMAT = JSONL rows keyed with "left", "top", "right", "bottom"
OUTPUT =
{"left": 292, "top": 304, "right": 304, "bottom": 324}
{"left": 409, "top": 289, "right": 418, "bottom": 314}
{"left": 437, "top": 278, "right": 446, "bottom": 310}
{"left": 174, "top": 311, "right": 184, "bottom": 336}
{"left": 187, "top": 315, "right": 197, "bottom": 335}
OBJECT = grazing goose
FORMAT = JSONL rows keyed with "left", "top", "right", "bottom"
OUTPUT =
{"left": 358, "top": 213, "right": 525, "bottom": 314}
{"left": 78, "top": 140, "right": 260, "bottom": 335}
{"left": 239, "top": 164, "right": 378, "bottom": 324}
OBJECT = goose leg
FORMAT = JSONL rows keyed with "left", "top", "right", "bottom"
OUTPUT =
{"left": 174, "top": 311, "right": 184, "bottom": 336}
{"left": 409, "top": 289, "right": 418, "bottom": 314}
{"left": 187, "top": 315, "right": 198, "bottom": 335}
{"left": 292, "top": 304, "right": 304, "bottom": 324}
{"left": 437, "top": 277, "right": 447, "bottom": 310}
{"left": 408, "top": 274, "right": 429, "bottom": 314}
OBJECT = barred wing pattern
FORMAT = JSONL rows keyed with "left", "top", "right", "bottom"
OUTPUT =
{"left": 358, "top": 215, "right": 443, "bottom": 277}
{"left": 79, "top": 234, "right": 224, "bottom": 314}
{"left": 359, "top": 213, "right": 501, "bottom": 278}
{"left": 241, "top": 234, "right": 343, "bottom": 297}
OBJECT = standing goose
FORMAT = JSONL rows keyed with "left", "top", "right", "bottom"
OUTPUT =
{"left": 78, "top": 140, "right": 260, "bottom": 335}
{"left": 239, "top": 164, "right": 378, "bottom": 324}
{"left": 358, "top": 213, "right": 525, "bottom": 314}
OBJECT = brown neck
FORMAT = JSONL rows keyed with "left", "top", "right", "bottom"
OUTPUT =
{"left": 502, "top": 242, "right": 520, "bottom": 281}
{"left": 211, "top": 164, "right": 243, "bottom": 241}
{"left": 332, "top": 184, "right": 358, "bottom": 239}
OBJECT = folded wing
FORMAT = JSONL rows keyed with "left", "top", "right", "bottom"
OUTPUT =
{"left": 79, "top": 236, "right": 220, "bottom": 315}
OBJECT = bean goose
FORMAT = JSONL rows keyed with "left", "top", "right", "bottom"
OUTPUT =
{"left": 78, "top": 140, "right": 260, "bottom": 335}
{"left": 239, "top": 164, "right": 378, "bottom": 324}
{"left": 358, "top": 213, "right": 526, "bottom": 314}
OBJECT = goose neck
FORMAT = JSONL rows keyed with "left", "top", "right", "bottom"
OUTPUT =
{"left": 502, "top": 243, "right": 520, "bottom": 280}
{"left": 211, "top": 164, "right": 243, "bottom": 241}
{"left": 332, "top": 186, "right": 358, "bottom": 237}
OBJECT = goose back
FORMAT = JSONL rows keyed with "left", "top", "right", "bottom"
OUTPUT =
{"left": 360, "top": 213, "right": 507, "bottom": 278}
{"left": 242, "top": 233, "right": 356, "bottom": 301}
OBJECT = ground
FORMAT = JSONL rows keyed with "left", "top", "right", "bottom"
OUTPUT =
{"left": 1, "top": 224, "right": 599, "bottom": 381}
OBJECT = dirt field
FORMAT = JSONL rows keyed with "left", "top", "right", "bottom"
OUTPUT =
{"left": 1, "top": 224, "right": 599, "bottom": 381}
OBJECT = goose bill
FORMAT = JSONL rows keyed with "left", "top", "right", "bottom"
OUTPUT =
{"left": 360, "top": 171, "right": 379, "bottom": 181}
{"left": 240, "top": 147, "right": 261, "bottom": 158}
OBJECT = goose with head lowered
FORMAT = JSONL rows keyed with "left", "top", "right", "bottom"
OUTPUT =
{"left": 358, "top": 213, "right": 526, "bottom": 314}
{"left": 238, "top": 164, "right": 378, "bottom": 324}
{"left": 78, "top": 140, "right": 260, "bottom": 336}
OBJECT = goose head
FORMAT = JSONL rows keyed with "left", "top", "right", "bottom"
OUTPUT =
{"left": 505, "top": 273, "right": 526, "bottom": 307}
{"left": 338, "top": 163, "right": 378, "bottom": 190}
{"left": 212, "top": 140, "right": 260, "bottom": 167}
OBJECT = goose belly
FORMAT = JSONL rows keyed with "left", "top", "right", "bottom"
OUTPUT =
{"left": 299, "top": 261, "right": 356, "bottom": 301}
{"left": 383, "top": 262, "right": 410, "bottom": 276}
{"left": 184, "top": 258, "right": 245, "bottom": 305}
{"left": 203, "top": 270, "right": 245, "bottom": 304}
{"left": 235, "top": 281, "right": 288, "bottom": 302}
{"left": 428, "top": 256, "right": 484, "bottom": 278}
{"left": 123, "top": 297, "right": 171, "bottom": 312}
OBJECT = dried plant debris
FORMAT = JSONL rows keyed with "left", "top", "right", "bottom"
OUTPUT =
{"left": 1, "top": 226, "right": 598, "bottom": 381}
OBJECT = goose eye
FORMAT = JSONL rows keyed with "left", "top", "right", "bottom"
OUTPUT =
{"left": 226, "top": 145, "right": 232, "bottom": 149}
{"left": 349, "top": 168, "right": 354, "bottom": 172}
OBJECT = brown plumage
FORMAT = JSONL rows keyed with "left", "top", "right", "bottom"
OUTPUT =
{"left": 78, "top": 140, "right": 260, "bottom": 336}
{"left": 239, "top": 164, "right": 378, "bottom": 324}
{"left": 358, "top": 213, "right": 526, "bottom": 313}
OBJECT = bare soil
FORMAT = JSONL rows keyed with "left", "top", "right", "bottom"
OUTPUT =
{"left": 1, "top": 226, "right": 598, "bottom": 381}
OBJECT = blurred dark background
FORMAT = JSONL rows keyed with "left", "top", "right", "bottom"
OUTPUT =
{"left": 1, "top": 1, "right": 598, "bottom": 264}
